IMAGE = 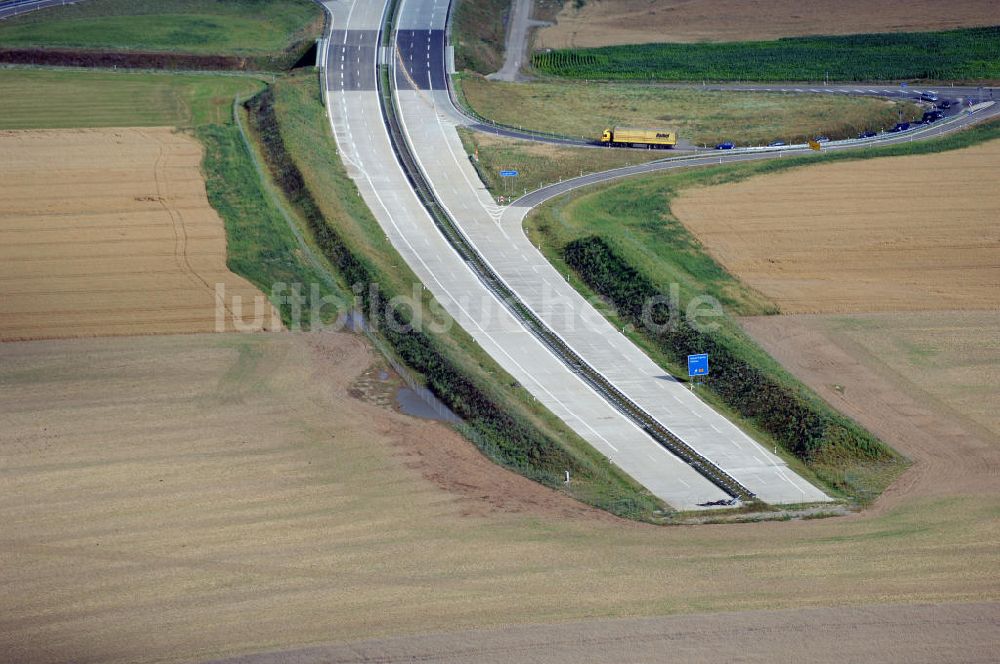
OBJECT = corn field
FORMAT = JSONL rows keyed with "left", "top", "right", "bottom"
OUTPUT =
{"left": 532, "top": 27, "right": 1000, "bottom": 82}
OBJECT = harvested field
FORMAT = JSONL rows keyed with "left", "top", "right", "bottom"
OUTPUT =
{"left": 2, "top": 332, "right": 998, "bottom": 663}
{"left": 0, "top": 127, "right": 278, "bottom": 340}
{"left": 671, "top": 139, "right": 1000, "bottom": 313}
{"left": 208, "top": 603, "right": 1000, "bottom": 664}
{"left": 743, "top": 312, "right": 1000, "bottom": 513}
{"left": 536, "top": 0, "right": 1000, "bottom": 48}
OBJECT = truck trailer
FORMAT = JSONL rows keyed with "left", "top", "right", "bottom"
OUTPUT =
{"left": 600, "top": 127, "right": 676, "bottom": 148}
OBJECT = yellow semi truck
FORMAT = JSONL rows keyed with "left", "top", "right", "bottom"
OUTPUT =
{"left": 600, "top": 127, "right": 677, "bottom": 149}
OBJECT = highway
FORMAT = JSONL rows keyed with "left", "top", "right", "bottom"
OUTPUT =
{"left": 320, "top": 0, "right": 1000, "bottom": 510}
{"left": 7, "top": 0, "right": 995, "bottom": 510}
{"left": 0, "top": 0, "right": 77, "bottom": 20}
{"left": 322, "top": 0, "right": 740, "bottom": 510}
{"left": 392, "top": 0, "right": 831, "bottom": 506}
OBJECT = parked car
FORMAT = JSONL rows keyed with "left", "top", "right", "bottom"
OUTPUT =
{"left": 814, "top": 135, "right": 831, "bottom": 143}
{"left": 767, "top": 140, "right": 786, "bottom": 147}
{"left": 890, "top": 122, "right": 911, "bottom": 132}
{"left": 715, "top": 141, "right": 735, "bottom": 150}
{"left": 921, "top": 110, "right": 945, "bottom": 123}
{"left": 937, "top": 100, "right": 953, "bottom": 110}
{"left": 919, "top": 92, "right": 939, "bottom": 102}
{"left": 857, "top": 130, "right": 878, "bottom": 139}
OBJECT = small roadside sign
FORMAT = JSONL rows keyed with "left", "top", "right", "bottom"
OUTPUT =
{"left": 687, "top": 353, "right": 709, "bottom": 377}
{"left": 500, "top": 170, "right": 519, "bottom": 177}
{"left": 808, "top": 139, "right": 822, "bottom": 151}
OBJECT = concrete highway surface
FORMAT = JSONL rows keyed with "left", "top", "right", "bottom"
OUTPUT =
{"left": 320, "top": 0, "right": 838, "bottom": 509}
{"left": 12, "top": 0, "right": 973, "bottom": 511}
{"left": 322, "top": 0, "right": 735, "bottom": 510}
{"left": 318, "top": 0, "right": 1000, "bottom": 510}
{"left": 392, "top": 0, "right": 829, "bottom": 506}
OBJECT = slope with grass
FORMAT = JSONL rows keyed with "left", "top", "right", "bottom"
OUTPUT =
{"left": 458, "top": 128, "right": 664, "bottom": 196}
{"left": 0, "top": 0, "right": 322, "bottom": 69}
{"left": 456, "top": 76, "right": 922, "bottom": 146}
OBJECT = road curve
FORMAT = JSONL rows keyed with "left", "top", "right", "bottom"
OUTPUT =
{"left": 0, "top": 0, "right": 79, "bottom": 20}
{"left": 508, "top": 97, "right": 1000, "bottom": 209}
{"left": 321, "top": 0, "right": 748, "bottom": 510}
{"left": 319, "top": 0, "right": 995, "bottom": 510}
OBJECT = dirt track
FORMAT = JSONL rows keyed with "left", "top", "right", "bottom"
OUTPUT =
{"left": 671, "top": 140, "right": 1000, "bottom": 314}
{"left": 0, "top": 127, "right": 278, "bottom": 340}
{"left": 536, "top": 0, "right": 1000, "bottom": 48}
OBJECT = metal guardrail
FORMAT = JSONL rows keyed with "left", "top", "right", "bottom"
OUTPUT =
{"left": 376, "top": 2, "right": 755, "bottom": 503}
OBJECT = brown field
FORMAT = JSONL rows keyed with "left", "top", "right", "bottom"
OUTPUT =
{"left": 1, "top": 331, "right": 998, "bottom": 663}
{"left": 0, "top": 127, "right": 278, "bottom": 340}
{"left": 671, "top": 140, "right": 1000, "bottom": 314}
{"left": 535, "top": 0, "right": 1000, "bottom": 48}
{"left": 743, "top": 311, "right": 1000, "bottom": 512}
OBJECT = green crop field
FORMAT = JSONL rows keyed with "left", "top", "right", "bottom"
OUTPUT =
{"left": 0, "top": 0, "right": 321, "bottom": 60}
{"left": 0, "top": 68, "right": 261, "bottom": 128}
{"left": 533, "top": 27, "right": 1000, "bottom": 82}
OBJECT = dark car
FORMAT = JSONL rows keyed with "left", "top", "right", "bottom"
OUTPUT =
{"left": 919, "top": 92, "right": 939, "bottom": 102}
{"left": 937, "top": 100, "right": 953, "bottom": 110}
{"left": 715, "top": 142, "right": 735, "bottom": 150}
{"left": 767, "top": 140, "right": 786, "bottom": 147}
{"left": 814, "top": 135, "right": 831, "bottom": 143}
{"left": 857, "top": 130, "right": 878, "bottom": 139}
{"left": 921, "top": 110, "right": 945, "bottom": 123}
{"left": 890, "top": 122, "right": 911, "bottom": 132}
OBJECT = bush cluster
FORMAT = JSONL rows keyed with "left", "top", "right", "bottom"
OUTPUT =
{"left": 563, "top": 235, "right": 893, "bottom": 462}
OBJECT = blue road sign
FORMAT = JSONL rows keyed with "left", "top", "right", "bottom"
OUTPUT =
{"left": 687, "top": 353, "right": 709, "bottom": 376}
{"left": 499, "top": 170, "right": 519, "bottom": 177}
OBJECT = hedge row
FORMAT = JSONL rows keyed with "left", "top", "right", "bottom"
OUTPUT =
{"left": 0, "top": 40, "right": 313, "bottom": 71}
{"left": 563, "top": 235, "right": 892, "bottom": 462}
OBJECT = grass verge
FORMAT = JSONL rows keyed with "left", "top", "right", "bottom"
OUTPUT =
{"left": 0, "top": 0, "right": 322, "bottom": 69}
{"left": 241, "top": 71, "right": 666, "bottom": 519}
{"left": 522, "top": 118, "right": 1000, "bottom": 504}
{"left": 455, "top": 75, "right": 923, "bottom": 146}
{"left": 451, "top": 0, "right": 510, "bottom": 74}
{"left": 533, "top": 26, "right": 1000, "bottom": 83}
{"left": 457, "top": 127, "right": 664, "bottom": 196}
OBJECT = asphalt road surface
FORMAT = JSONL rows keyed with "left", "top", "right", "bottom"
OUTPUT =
{"left": 0, "top": 0, "right": 77, "bottom": 20}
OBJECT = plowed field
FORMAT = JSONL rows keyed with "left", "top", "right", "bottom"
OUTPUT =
{"left": 2, "top": 332, "right": 997, "bottom": 664}
{"left": 536, "top": 0, "right": 1000, "bottom": 48}
{"left": 0, "top": 127, "right": 279, "bottom": 340}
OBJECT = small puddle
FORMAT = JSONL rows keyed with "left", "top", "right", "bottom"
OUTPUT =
{"left": 396, "top": 386, "right": 462, "bottom": 423}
